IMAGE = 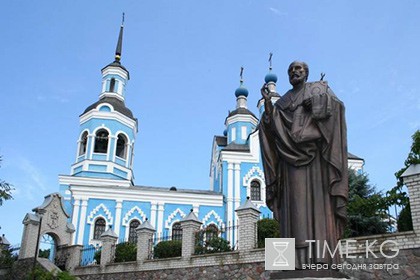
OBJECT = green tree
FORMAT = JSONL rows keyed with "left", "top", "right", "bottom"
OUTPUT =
{"left": 346, "top": 170, "right": 389, "bottom": 237}
{"left": 386, "top": 130, "right": 420, "bottom": 231}
{"left": 257, "top": 218, "right": 280, "bottom": 248}
{"left": 0, "top": 156, "right": 14, "bottom": 206}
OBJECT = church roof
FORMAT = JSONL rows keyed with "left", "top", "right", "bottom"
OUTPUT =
{"left": 101, "top": 61, "right": 130, "bottom": 78}
{"left": 215, "top": 136, "right": 227, "bottom": 146}
{"left": 226, "top": 107, "right": 257, "bottom": 119}
{"left": 348, "top": 152, "right": 363, "bottom": 161}
{"left": 82, "top": 96, "right": 136, "bottom": 120}
{"left": 222, "top": 143, "right": 250, "bottom": 152}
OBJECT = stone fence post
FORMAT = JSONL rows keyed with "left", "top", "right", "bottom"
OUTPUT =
{"left": 59, "top": 245, "right": 83, "bottom": 272}
{"left": 100, "top": 228, "right": 118, "bottom": 267}
{"left": 235, "top": 197, "right": 260, "bottom": 251}
{"left": 180, "top": 209, "right": 202, "bottom": 259}
{"left": 402, "top": 164, "right": 420, "bottom": 233}
{"left": 18, "top": 213, "right": 41, "bottom": 259}
{"left": 136, "top": 219, "right": 155, "bottom": 263}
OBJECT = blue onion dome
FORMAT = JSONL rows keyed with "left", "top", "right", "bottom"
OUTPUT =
{"left": 223, "top": 129, "right": 227, "bottom": 136}
{"left": 235, "top": 86, "right": 249, "bottom": 97}
{"left": 265, "top": 72, "right": 278, "bottom": 83}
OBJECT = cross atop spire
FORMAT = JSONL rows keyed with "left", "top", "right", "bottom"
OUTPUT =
{"left": 239, "top": 66, "right": 244, "bottom": 84}
{"left": 268, "top": 52, "right": 273, "bottom": 71}
{"left": 114, "top": 13, "right": 125, "bottom": 63}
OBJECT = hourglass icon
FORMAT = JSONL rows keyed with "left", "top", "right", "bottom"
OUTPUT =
{"left": 272, "top": 241, "right": 289, "bottom": 266}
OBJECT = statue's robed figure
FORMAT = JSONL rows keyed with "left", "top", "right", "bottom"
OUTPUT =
{"left": 259, "top": 61, "right": 348, "bottom": 268}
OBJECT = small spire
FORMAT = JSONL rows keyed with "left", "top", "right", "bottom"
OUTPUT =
{"left": 115, "top": 13, "right": 125, "bottom": 63}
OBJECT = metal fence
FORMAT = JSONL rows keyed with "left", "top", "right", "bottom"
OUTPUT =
{"left": 80, "top": 245, "right": 101, "bottom": 266}
{"left": 194, "top": 224, "right": 238, "bottom": 255}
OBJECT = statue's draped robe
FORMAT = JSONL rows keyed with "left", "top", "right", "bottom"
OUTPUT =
{"left": 259, "top": 81, "right": 348, "bottom": 268}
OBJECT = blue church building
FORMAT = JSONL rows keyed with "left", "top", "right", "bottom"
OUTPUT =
{"left": 58, "top": 23, "right": 364, "bottom": 248}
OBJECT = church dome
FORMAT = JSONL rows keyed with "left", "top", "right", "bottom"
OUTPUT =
{"left": 264, "top": 72, "right": 278, "bottom": 83}
{"left": 235, "top": 86, "right": 249, "bottom": 97}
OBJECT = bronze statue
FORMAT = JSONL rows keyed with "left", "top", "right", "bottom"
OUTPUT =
{"left": 259, "top": 61, "right": 348, "bottom": 268}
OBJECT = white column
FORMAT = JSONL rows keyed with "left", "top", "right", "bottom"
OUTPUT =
{"left": 108, "top": 135, "right": 117, "bottom": 161}
{"left": 114, "top": 200, "right": 123, "bottom": 238}
{"left": 88, "top": 134, "right": 95, "bottom": 160}
{"left": 150, "top": 201, "right": 157, "bottom": 228}
{"left": 227, "top": 162, "right": 234, "bottom": 242}
{"left": 157, "top": 202, "right": 165, "bottom": 234}
{"left": 71, "top": 199, "right": 81, "bottom": 245}
{"left": 234, "top": 163, "right": 241, "bottom": 245}
{"left": 193, "top": 204, "right": 199, "bottom": 216}
{"left": 77, "top": 199, "right": 88, "bottom": 245}
{"left": 126, "top": 143, "right": 132, "bottom": 168}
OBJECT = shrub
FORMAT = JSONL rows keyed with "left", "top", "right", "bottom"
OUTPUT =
{"left": 93, "top": 242, "right": 137, "bottom": 263}
{"left": 398, "top": 203, "right": 413, "bottom": 232}
{"left": 27, "top": 266, "right": 76, "bottom": 280}
{"left": 204, "top": 237, "right": 231, "bottom": 253}
{"left": 93, "top": 249, "right": 101, "bottom": 264}
{"left": 114, "top": 242, "right": 137, "bottom": 262}
{"left": 194, "top": 231, "right": 232, "bottom": 255}
{"left": 153, "top": 240, "right": 182, "bottom": 259}
{"left": 257, "top": 218, "right": 280, "bottom": 248}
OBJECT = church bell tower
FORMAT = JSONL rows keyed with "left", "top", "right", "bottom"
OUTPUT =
{"left": 69, "top": 18, "right": 138, "bottom": 184}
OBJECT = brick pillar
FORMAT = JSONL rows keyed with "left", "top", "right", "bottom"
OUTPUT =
{"left": 100, "top": 228, "right": 118, "bottom": 267}
{"left": 402, "top": 164, "right": 420, "bottom": 233}
{"left": 180, "top": 209, "right": 202, "bottom": 259}
{"left": 136, "top": 219, "right": 155, "bottom": 262}
{"left": 235, "top": 197, "right": 260, "bottom": 251}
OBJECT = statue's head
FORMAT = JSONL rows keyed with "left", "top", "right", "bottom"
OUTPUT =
{"left": 288, "top": 61, "right": 309, "bottom": 86}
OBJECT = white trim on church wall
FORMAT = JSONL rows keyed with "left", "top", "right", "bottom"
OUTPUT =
{"left": 67, "top": 185, "right": 223, "bottom": 206}
{"left": 244, "top": 176, "right": 266, "bottom": 207}
{"left": 202, "top": 210, "right": 224, "bottom": 228}
{"left": 225, "top": 114, "right": 258, "bottom": 127}
{"left": 164, "top": 208, "right": 186, "bottom": 229}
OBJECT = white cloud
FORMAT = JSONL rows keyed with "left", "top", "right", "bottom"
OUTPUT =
{"left": 14, "top": 157, "right": 48, "bottom": 201}
{"left": 269, "top": 7, "right": 287, "bottom": 17}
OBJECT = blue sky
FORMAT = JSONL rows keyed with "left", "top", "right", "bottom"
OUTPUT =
{"left": 0, "top": 1, "right": 419, "bottom": 245}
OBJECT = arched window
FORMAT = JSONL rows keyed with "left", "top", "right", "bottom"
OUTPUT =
{"left": 128, "top": 219, "right": 140, "bottom": 243}
{"left": 205, "top": 224, "right": 218, "bottom": 242}
{"left": 116, "top": 134, "right": 128, "bottom": 159}
{"left": 109, "top": 78, "right": 116, "bottom": 92}
{"left": 93, "top": 218, "right": 106, "bottom": 240}
{"left": 94, "top": 129, "right": 109, "bottom": 153}
{"left": 251, "top": 180, "right": 261, "bottom": 201}
{"left": 78, "top": 131, "right": 88, "bottom": 156}
{"left": 172, "top": 222, "right": 182, "bottom": 241}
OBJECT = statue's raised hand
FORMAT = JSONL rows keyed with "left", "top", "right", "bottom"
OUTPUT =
{"left": 261, "top": 84, "right": 270, "bottom": 100}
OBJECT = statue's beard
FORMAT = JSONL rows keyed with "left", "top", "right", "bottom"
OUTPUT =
{"left": 289, "top": 75, "right": 305, "bottom": 86}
